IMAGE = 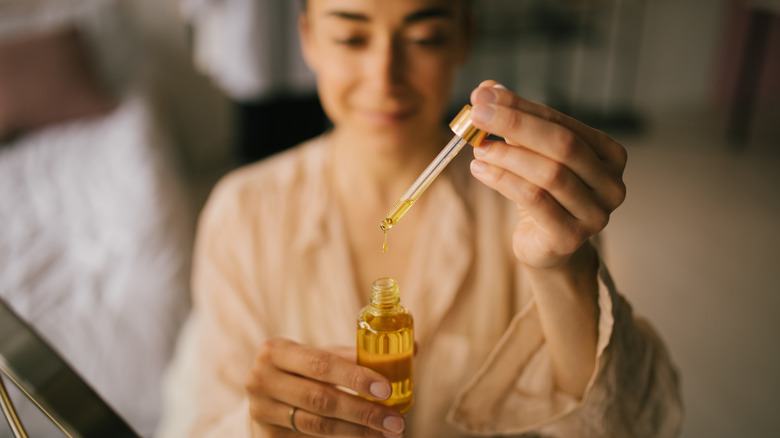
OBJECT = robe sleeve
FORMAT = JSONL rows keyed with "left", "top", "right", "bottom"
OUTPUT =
{"left": 161, "top": 174, "right": 268, "bottom": 438}
{"left": 447, "top": 258, "right": 684, "bottom": 437}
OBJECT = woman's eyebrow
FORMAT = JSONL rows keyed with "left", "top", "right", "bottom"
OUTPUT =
{"left": 324, "top": 7, "right": 453, "bottom": 24}
{"left": 403, "top": 7, "right": 453, "bottom": 24}
{"left": 325, "top": 10, "right": 370, "bottom": 22}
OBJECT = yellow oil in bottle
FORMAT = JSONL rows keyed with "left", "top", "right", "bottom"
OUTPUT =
{"left": 357, "top": 278, "right": 414, "bottom": 413}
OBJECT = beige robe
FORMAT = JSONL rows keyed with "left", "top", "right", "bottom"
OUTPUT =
{"left": 161, "top": 136, "right": 683, "bottom": 437}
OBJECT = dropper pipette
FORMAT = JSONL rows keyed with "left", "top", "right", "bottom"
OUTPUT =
{"left": 380, "top": 104, "right": 489, "bottom": 234}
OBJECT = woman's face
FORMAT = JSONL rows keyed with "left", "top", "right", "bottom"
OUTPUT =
{"left": 300, "top": 0, "right": 471, "bottom": 147}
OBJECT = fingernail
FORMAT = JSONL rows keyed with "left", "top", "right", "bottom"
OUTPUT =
{"left": 370, "top": 382, "right": 391, "bottom": 400}
{"left": 493, "top": 83, "right": 507, "bottom": 89}
{"left": 473, "top": 144, "right": 490, "bottom": 156}
{"left": 383, "top": 416, "right": 405, "bottom": 433}
{"left": 471, "top": 104, "right": 495, "bottom": 124}
{"left": 474, "top": 87, "right": 497, "bottom": 104}
{"left": 470, "top": 160, "right": 487, "bottom": 173}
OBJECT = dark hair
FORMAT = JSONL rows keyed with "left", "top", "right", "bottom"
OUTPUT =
{"left": 299, "top": 0, "right": 474, "bottom": 13}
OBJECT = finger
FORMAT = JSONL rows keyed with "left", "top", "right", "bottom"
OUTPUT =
{"left": 267, "top": 338, "right": 391, "bottom": 400}
{"left": 250, "top": 393, "right": 296, "bottom": 430}
{"left": 261, "top": 424, "right": 299, "bottom": 438}
{"left": 470, "top": 83, "right": 627, "bottom": 171}
{"left": 263, "top": 423, "right": 397, "bottom": 438}
{"left": 327, "top": 345, "right": 356, "bottom": 363}
{"left": 477, "top": 79, "right": 503, "bottom": 88}
{"left": 291, "top": 407, "right": 403, "bottom": 437}
{"left": 251, "top": 340, "right": 405, "bottom": 435}
{"left": 470, "top": 98, "right": 626, "bottom": 210}
{"left": 469, "top": 159, "right": 589, "bottom": 253}
{"left": 469, "top": 90, "right": 608, "bottom": 186}
{"left": 256, "top": 366, "right": 403, "bottom": 434}
{"left": 473, "top": 140, "right": 610, "bottom": 228}
{"left": 257, "top": 399, "right": 399, "bottom": 438}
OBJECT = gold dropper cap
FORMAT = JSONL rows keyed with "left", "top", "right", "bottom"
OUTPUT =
{"left": 449, "top": 104, "right": 488, "bottom": 147}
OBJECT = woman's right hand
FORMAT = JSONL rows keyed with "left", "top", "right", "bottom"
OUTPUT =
{"left": 245, "top": 338, "right": 406, "bottom": 437}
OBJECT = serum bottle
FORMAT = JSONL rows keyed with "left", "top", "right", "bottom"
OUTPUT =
{"left": 357, "top": 278, "right": 414, "bottom": 413}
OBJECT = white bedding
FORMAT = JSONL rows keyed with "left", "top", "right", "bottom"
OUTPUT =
{"left": 0, "top": 94, "right": 193, "bottom": 437}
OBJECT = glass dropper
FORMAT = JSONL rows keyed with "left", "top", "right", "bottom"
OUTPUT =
{"left": 380, "top": 104, "right": 489, "bottom": 234}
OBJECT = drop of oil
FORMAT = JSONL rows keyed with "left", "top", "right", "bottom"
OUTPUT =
{"left": 380, "top": 219, "right": 393, "bottom": 253}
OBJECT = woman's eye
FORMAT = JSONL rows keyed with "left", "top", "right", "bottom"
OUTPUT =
{"left": 335, "top": 37, "right": 366, "bottom": 47}
{"left": 409, "top": 36, "right": 448, "bottom": 47}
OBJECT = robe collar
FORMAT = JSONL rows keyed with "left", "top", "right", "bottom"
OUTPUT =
{"left": 292, "top": 136, "right": 475, "bottom": 345}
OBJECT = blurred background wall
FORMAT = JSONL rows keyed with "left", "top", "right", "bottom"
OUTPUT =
{"left": 1, "top": 0, "right": 778, "bottom": 437}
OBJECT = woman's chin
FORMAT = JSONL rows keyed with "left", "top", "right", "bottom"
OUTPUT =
{"left": 348, "top": 129, "right": 417, "bottom": 156}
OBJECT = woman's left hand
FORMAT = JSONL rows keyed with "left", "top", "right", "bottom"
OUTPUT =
{"left": 469, "top": 80, "right": 627, "bottom": 271}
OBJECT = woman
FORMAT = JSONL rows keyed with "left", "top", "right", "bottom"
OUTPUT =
{"left": 164, "top": 0, "right": 682, "bottom": 436}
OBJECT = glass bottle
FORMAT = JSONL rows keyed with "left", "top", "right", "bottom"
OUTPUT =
{"left": 357, "top": 278, "right": 414, "bottom": 413}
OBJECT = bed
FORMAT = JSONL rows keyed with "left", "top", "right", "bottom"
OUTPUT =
{"left": 0, "top": 1, "right": 194, "bottom": 436}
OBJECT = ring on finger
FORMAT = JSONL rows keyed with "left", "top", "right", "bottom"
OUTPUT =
{"left": 289, "top": 406, "right": 301, "bottom": 433}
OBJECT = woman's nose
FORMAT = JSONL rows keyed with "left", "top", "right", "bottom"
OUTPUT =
{"left": 366, "top": 37, "right": 405, "bottom": 94}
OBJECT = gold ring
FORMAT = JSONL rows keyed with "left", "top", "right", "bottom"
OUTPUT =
{"left": 289, "top": 406, "right": 300, "bottom": 433}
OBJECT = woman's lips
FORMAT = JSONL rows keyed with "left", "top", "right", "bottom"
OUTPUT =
{"left": 359, "top": 109, "right": 415, "bottom": 125}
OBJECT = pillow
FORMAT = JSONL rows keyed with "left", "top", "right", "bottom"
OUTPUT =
{"left": 0, "top": 26, "right": 116, "bottom": 139}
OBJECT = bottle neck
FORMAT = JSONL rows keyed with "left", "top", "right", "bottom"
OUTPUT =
{"left": 369, "top": 278, "right": 401, "bottom": 314}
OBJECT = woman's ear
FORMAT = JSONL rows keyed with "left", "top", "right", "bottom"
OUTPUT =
{"left": 298, "top": 12, "right": 318, "bottom": 73}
